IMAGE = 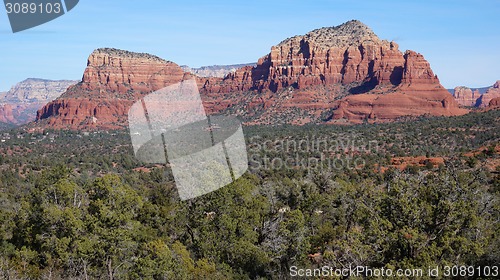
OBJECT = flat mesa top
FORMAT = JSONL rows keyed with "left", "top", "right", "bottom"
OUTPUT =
{"left": 92, "top": 48, "right": 172, "bottom": 63}
{"left": 277, "top": 20, "right": 380, "bottom": 48}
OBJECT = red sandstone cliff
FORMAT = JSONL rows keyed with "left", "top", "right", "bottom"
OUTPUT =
{"left": 199, "top": 20, "right": 466, "bottom": 123}
{"left": 199, "top": 21, "right": 408, "bottom": 94}
{"left": 80, "top": 48, "right": 185, "bottom": 94}
{"left": 37, "top": 48, "right": 186, "bottom": 129}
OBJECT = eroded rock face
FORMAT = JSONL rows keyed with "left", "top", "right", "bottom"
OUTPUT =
{"left": 37, "top": 21, "right": 468, "bottom": 129}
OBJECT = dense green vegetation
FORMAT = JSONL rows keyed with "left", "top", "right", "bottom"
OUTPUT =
{"left": 0, "top": 110, "right": 499, "bottom": 279}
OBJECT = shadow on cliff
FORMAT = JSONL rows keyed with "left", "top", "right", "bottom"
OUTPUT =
{"left": 348, "top": 66, "right": 403, "bottom": 94}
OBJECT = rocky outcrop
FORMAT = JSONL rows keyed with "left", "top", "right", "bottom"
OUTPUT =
{"left": 452, "top": 86, "right": 480, "bottom": 107}
{"left": 0, "top": 78, "right": 77, "bottom": 125}
{"left": 37, "top": 21, "right": 468, "bottom": 129}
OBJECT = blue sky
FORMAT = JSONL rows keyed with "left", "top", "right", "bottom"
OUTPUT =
{"left": 0, "top": 0, "right": 498, "bottom": 91}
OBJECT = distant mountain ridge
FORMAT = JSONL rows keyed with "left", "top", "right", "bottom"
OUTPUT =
{"left": 448, "top": 87, "right": 489, "bottom": 95}
{"left": 451, "top": 81, "right": 500, "bottom": 107}
{"left": 0, "top": 78, "right": 78, "bottom": 125}
{"left": 1, "top": 78, "right": 78, "bottom": 102}
{"left": 181, "top": 63, "right": 256, "bottom": 78}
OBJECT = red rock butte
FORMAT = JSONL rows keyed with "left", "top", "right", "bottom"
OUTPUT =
{"left": 36, "top": 20, "right": 468, "bottom": 129}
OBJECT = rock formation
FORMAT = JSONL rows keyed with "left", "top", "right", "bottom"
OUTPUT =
{"left": 453, "top": 86, "right": 480, "bottom": 107}
{"left": 200, "top": 21, "right": 409, "bottom": 93}
{"left": 450, "top": 81, "right": 500, "bottom": 108}
{"left": 37, "top": 20, "right": 468, "bottom": 128}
